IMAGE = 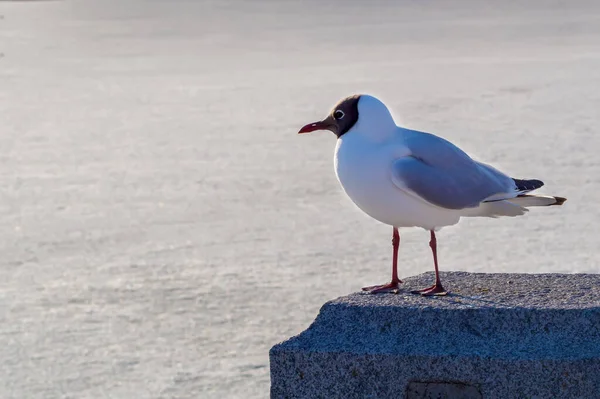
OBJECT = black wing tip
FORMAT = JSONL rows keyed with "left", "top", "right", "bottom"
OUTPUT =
{"left": 513, "top": 178, "right": 544, "bottom": 192}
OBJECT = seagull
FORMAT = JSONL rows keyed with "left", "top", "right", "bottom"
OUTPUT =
{"left": 298, "top": 94, "right": 566, "bottom": 296}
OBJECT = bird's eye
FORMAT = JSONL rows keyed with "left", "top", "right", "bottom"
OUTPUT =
{"left": 334, "top": 110, "right": 345, "bottom": 120}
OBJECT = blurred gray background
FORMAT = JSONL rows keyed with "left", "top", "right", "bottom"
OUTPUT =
{"left": 1, "top": 0, "right": 598, "bottom": 398}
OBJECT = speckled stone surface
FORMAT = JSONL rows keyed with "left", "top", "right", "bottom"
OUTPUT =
{"left": 270, "top": 272, "right": 600, "bottom": 399}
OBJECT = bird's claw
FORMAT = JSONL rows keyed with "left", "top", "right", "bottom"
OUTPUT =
{"left": 362, "top": 281, "right": 402, "bottom": 294}
{"left": 411, "top": 284, "right": 448, "bottom": 296}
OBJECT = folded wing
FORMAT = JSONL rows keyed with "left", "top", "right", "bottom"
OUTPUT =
{"left": 391, "top": 129, "right": 517, "bottom": 210}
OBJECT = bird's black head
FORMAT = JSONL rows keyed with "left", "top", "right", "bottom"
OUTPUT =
{"left": 298, "top": 94, "right": 361, "bottom": 138}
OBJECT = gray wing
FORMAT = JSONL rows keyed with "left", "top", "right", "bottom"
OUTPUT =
{"left": 391, "top": 129, "right": 515, "bottom": 209}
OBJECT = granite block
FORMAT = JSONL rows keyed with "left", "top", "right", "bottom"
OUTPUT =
{"left": 270, "top": 272, "right": 600, "bottom": 399}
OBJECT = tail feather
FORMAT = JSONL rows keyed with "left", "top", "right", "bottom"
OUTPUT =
{"left": 461, "top": 200, "right": 528, "bottom": 218}
{"left": 554, "top": 196, "right": 567, "bottom": 205}
{"left": 464, "top": 193, "right": 566, "bottom": 219}
{"left": 507, "top": 194, "right": 567, "bottom": 207}
{"left": 482, "top": 177, "right": 565, "bottom": 207}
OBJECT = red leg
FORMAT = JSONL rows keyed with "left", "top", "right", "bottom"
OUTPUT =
{"left": 363, "top": 227, "right": 403, "bottom": 294}
{"left": 411, "top": 230, "right": 448, "bottom": 296}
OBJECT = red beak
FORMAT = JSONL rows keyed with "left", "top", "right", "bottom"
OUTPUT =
{"left": 298, "top": 120, "right": 328, "bottom": 134}
{"left": 298, "top": 115, "right": 338, "bottom": 135}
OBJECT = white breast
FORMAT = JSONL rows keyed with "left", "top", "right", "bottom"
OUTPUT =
{"left": 333, "top": 130, "right": 461, "bottom": 230}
